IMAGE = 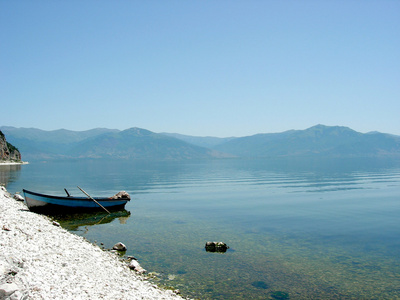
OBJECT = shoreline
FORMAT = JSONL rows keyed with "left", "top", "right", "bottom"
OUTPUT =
{"left": 0, "top": 161, "right": 29, "bottom": 166}
{"left": 0, "top": 186, "right": 184, "bottom": 299}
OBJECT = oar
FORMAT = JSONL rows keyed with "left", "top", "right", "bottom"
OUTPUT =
{"left": 77, "top": 186, "right": 110, "bottom": 214}
{"left": 64, "top": 188, "right": 71, "bottom": 197}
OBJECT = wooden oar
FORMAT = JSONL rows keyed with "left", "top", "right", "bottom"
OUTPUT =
{"left": 77, "top": 186, "right": 110, "bottom": 214}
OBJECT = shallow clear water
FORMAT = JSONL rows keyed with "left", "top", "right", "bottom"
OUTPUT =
{"left": 2, "top": 158, "right": 400, "bottom": 299}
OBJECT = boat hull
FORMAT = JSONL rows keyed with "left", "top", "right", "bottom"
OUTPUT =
{"left": 23, "top": 189, "right": 130, "bottom": 214}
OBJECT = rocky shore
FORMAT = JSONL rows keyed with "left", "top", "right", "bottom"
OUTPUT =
{"left": 0, "top": 186, "right": 184, "bottom": 300}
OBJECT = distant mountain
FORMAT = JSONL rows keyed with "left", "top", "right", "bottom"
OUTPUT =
{"left": 0, "top": 126, "right": 119, "bottom": 144}
{"left": 213, "top": 125, "right": 400, "bottom": 158}
{"left": 68, "top": 128, "right": 229, "bottom": 160}
{"left": 0, "top": 126, "right": 228, "bottom": 160}
{"left": 0, "top": 127, "right": 119, "bottom": 160}
{"left": 1, "top": 125, "right": 399, "bottom": 160}
{"left": 161, "top": 132, "right": 236, "bottom": 148}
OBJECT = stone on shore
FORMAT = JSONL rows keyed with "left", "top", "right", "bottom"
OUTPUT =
{"left": 13, "top": 194, "right": 24, "bottom": 202}
{"left": 128, "top": 259, "right": 147, "bottom": 275}
{"left": 0, "top": 282, "right": 19, "bottom": 298}
{"left": 52, "top": 221, "right": 61, "bottom": 227}
{"left": 113, "top": 242, "right": 127, "bottom": 251}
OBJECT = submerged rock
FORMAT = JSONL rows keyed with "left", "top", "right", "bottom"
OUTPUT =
{"left": 205, "top": 241, "right": 229, "bottom": 253}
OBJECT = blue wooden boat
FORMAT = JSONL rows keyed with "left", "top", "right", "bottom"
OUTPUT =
{"left": 23, "top": 189, "right": 130, "bottom": 213}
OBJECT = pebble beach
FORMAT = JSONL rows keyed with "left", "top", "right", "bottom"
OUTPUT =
{"left": 0, "top": 186, "right": 184, "bottom": 300}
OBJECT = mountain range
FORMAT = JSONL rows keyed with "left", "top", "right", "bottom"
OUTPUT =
{"left": 1, "top": 125, "right": 399, "bottom": 161}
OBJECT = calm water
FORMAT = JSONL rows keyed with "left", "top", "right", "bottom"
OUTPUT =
{"left": 2, "top": 158, "right": 400, "bottom": 299}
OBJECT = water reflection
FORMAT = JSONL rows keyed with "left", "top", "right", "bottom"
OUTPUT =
{"left": 6, "top": 158, "right": 399, "bottom": 196}
{"left": 0, "top": 164, "right": 22, "bottom": 187}
{"left": 55, "top": 210, "right": 131, "bottom": 232}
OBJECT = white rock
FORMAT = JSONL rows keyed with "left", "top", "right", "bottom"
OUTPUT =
{"left": 52, "top": 221, "right": 60, "bottom": 227}
{"left": 0, "top": 283, "right": 19, "bottom": 297}
{"left": 129, "top": 259, "right": 140, "bottom": 269}
{"left": 13, "top": 194, "right": 24, "bottom": 201}
{"left": 9, "top": 290, "right": 26, "bottom": 300}
{"left": 128, "top": 260, "right": 147, "bottom": 274}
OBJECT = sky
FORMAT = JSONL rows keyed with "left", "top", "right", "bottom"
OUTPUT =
{"left": 1, "top": 1, "right": 399, "bottom": 137}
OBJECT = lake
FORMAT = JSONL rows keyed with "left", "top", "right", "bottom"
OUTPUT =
{"left": 2, "top": 158, "right": 400, "bottom": 299}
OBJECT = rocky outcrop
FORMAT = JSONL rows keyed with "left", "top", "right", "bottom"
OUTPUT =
{"left": 0, "top": 131, "right": 21, "bottom": 161}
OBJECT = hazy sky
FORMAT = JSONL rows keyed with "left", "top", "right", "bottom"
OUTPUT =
{"left": 1, "top": 1, "right": 399, "bottom": 137}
